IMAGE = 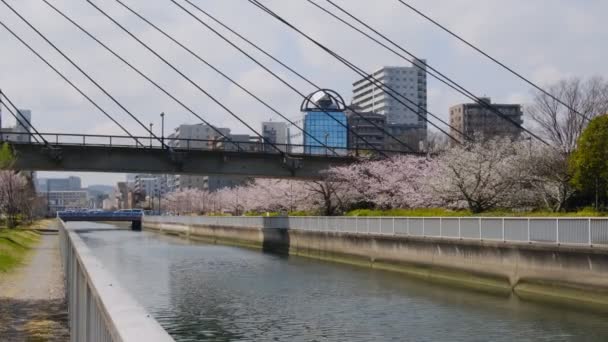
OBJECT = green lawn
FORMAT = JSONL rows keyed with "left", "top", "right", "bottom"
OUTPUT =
{"left": 0, "top": 228, "right": 40, "bottom": 273}
{"left": 345, "top": 208, "right": 608, "bottom": 217}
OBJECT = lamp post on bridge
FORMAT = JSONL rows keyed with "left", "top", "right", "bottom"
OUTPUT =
{"left": 149, "top": 122, "right": 154, "bottom": 148}
{"left": 160, "top": 112, "right": 165, "bottom": 149}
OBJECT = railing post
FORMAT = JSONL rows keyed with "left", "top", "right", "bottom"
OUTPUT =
{"left": 588, "top": 218, "right": 592, "bottom": 246}
{"left": 422, "top": 218, "right": 425, "bottom": 237}
{"left": 356, "top": 216, "right": 358, "bottom": 234}
{"left": 439, "top": 217, "right": 442, "bottom": 238}
{"left": 406, "top": 218, "right": 410, "bottom": 236}
{"left": 109, "top": 136, "right": 112, "bottom": 147}
{"left": 502, "top": 218, "right": 505, "bottom": 242}
{"left": 556, "top": 219, "right": 560, "bottom": 245}
{"left": 458, "top": 218, "right": 461, "bottom": 240}
{"left": 527, "top": 218, "right": 531, "bottom": 243}
{"left": 392, "top": 217, "right": 395, "bottom": 235}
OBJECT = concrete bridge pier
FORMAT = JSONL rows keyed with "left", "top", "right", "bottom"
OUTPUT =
{"left": 131, "top": 221, "right": 142, "bottom": 231}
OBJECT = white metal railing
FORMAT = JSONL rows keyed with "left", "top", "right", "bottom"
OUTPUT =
{"left": 145, "top": 216, "right": 608, "bottom": 247}
{"left": 59, "top": 221, "right": 175, "bottom": 342}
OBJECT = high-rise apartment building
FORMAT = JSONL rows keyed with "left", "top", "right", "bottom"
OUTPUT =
{"left": 449, "top": 98, "right": 524, "bottom": 144}
{"left": 352, "top": 59, "right": 427, "bottom": 127}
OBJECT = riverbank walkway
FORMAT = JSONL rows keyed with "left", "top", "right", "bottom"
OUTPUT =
{"left": 0, "top": 222, "right": 69, "bottom": 341}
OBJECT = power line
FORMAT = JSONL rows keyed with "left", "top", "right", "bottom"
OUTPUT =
{"left": 247, "top": 0, "right": 465, "bottom": 144}
{"left": 0, "top": 90, "right": 45, "bottom": 145}
{"left": 86, "top": 0, "right": 283, "bottom": 156}
{"left": 111, "top": 0, "right": 340, "bottom": 157}
{"left": 171, "top": 0, "right": 390, "bottom": 157}
{"left": 0, "top": 0, "right": 160, "bottom": 148}
{"left": 395, "top": 0, "right": 589, "bottom": 122}
{"left": 181, "top": 0, "right": 416, "bottom": 153}
{"left": 311, "top": 0, "right": 550, "bottom": 147}
{"left": 41, "top": 0, "right": 243, "bottom": 155}
{"left": 0, "top": 18, "right": 143, "bottom": 147}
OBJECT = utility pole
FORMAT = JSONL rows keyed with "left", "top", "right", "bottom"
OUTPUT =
{"left": 47, "top": 180, "right": 50, "bottom": 217}
{"left": 0, "top": 89, "right": 3, "bottom": 142}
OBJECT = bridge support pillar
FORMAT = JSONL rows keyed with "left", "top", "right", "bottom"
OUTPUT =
{"left": 131, "top": 220, "right": 142, "bottom": 231}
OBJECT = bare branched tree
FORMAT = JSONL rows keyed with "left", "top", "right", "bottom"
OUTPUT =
{"left": 528, "top": 77, "right": 608, "bottom": 154}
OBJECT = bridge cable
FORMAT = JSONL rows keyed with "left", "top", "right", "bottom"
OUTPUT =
{"left": 180, "top": 0, "right": 416, "bottom": 154}
{"left": 105, "top": 0, "right": 340, "bottom": 157}
{"left": 0, "top": 90, "right": 45, "bottom": 145}
{"left": 86, "top": 0, "right": 285, "bottom": 156}
{"left": 0, "top": 18, "right": 144, "bottom": 147}
{"left": 0, "top": 0, "right": 166, "bottom": 149}
{"left": 182, "top": 1, "right": 416, "bottom": 154}
{"left": 41, "top": 1, "right": 250, "bottom": 156}
{"left": 247, "top": 0, "right": 465, "bottom": 145}
{"left": 395, "top": 0, "right": 590, "bottom": 122}
{"left": 309, "top": 0, "right": 551, "bottom": 147}
{"left": 171, "top": 0, "right": 393, "bottom": 157}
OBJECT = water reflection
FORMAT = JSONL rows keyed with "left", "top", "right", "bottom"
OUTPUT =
{"left": 77, "top": 225, "right": 608, "bottom": 342}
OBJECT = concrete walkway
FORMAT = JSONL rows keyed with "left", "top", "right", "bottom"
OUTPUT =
{"left": 0, "top": 228, "right": 69, "bottom": 341}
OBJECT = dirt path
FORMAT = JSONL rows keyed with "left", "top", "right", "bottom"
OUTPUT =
{"left": 0, "top": 227, "right": 69, "bottom": 341}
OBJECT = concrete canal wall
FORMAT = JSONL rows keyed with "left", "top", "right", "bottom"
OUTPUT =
{"left": 144, "top": 218, "right": 608, "bottom": 311}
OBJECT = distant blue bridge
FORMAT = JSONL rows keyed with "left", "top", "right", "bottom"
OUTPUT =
{"left": 57, "top": 210, "right": 143, "bottom": 231}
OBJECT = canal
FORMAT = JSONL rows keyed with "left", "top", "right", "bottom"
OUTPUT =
{"left": 74, "top": 223, "right": 608, "bottom": 342}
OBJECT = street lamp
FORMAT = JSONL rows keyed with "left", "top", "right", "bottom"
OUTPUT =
{"left": 149, "top": 122, "right": 154, "bottom": 148}
{"left": 160, "top": 112, "right": 165, "bottom": 149}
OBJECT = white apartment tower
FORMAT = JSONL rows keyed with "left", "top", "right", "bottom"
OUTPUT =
{"left": 352, "top": 59, "right": 427, "bottom": 126}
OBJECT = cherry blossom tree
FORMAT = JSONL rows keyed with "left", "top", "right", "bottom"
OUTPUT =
{"left": 431, "top": 137, "right": 532, "bottom": 213}
{"left": 0, "top": 171, "right": 32, "bottom": 227}
{"left": 328, "top": 156, "right": 438, "bottom": 210}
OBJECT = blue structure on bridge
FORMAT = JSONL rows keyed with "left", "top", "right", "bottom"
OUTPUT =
{"left": 57, "top": 210, "right": 143, "bottom": 231}
{"left": 290, "top": 90, "right": 349, "bottom": 156}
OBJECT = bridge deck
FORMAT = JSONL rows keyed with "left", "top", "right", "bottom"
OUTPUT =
{"left": 6, "top": 132, "right": 376, "bottom": 178}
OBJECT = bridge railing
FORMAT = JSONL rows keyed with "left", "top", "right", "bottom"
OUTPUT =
{"left": 58, "top": 220, "right": 174, "bottom": 342}
{"left": 146, "top": 216, "right": 608, "bottom": 247}
{"left": 58, "top": 211, "right": 143, "bottom": 220}
{"left": 1, "top": 131, "right": 420, "bottom": 157}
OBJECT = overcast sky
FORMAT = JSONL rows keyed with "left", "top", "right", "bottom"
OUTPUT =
{"left": 1, "top": 0, "right": 606, "bottom": 187}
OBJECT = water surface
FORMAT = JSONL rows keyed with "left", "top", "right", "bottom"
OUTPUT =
{"left": 74, "top": 223, "right": 608, "bottom": 342}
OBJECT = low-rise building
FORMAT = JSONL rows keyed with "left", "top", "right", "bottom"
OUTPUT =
{"left": 0, "top": 109, "right": 33, "bottom": 143}
{"left": 262, "top": 121, "right": 288, "bottom": 152}
{"left": 41, "top": 190, "right": 88, "bottom": 214}
{"left": 384, "top": 124, "right": 426, "bottom": 153}
{"left": 346, "top": 108, "right": 386, "bottom": 152}
{"left": 449, "top": 97, "right": 524, "bottom": 144}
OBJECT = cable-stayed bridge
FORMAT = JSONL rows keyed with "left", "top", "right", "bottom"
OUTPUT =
{"left": 0, "top": 0, "right": 583, "bottom": 181}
